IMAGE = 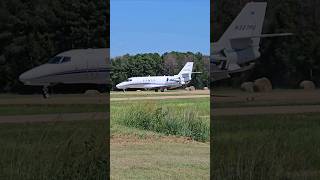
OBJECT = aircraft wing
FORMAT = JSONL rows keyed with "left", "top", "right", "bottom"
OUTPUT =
{"left": 231, "top": 33, "right": 293, "bottom": 40}
{"left": 229, "top": 33, "right": 293, "bottom": 49}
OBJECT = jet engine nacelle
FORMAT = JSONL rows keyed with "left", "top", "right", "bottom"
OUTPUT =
{"left": 172, "top": 75, "right": 182, "bottom": 82}
{"left": 172, "top": 75, "right": 187, "bottom": 85}
{"left": 229, "top": 47, "right": 261, "bottom": 65}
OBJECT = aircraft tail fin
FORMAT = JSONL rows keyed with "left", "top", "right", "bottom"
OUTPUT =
{"left": 178, "top": 62, "right": 194, "bottom": 84}
{"left": 218, "top": 2, "right": 267, "bottom": 47}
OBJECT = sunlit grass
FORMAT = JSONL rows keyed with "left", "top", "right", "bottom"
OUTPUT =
{"left": 116, "top": 102, "right": 209, "bottom": 142}
{"left": 0, "top": 120, "right": 108, "bottom": 179}
{"left": 111, "top": 99, "right": 209, "bottom": 142}
{"left": 212, "top": 113, "right": 320, "bottom": 179}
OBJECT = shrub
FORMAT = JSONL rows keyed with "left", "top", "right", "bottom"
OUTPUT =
{"left": 119, "top": 102, "right": 209, "bottom": 142}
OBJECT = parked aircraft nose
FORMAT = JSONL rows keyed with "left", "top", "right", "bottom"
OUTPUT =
{"left": 19, "top": 64, "right": 52, "bottom": 85}
{"left": 19, "top": 71, "right": 34, "bottom": 85}
{"left": 116, "top": 82, "right": 125, "bottom": 89}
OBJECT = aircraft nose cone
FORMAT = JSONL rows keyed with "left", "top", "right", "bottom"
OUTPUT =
{"left": 116, "top": 82, "right": 125, "bottom": 89}
{"left": 19, "top": 64, "right": 50, "bottom": 85}
{"left": 19, "top": 71, "right": 31, "bottom": 84}
{"left": 19, "top": 68, "right": 40, "bottom": 85}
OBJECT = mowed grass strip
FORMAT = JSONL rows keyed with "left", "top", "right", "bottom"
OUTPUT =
{"left": 0, "top": 97, "right": 208, "bottom": 116}
{"left": 0, "top": 120, "right": 108, "bottom": 179}
{"left": 213, "top": 101, "right": 320, "bottom": 109}
{"left": 111, "top": 141, "right": 209, "bottom": 180}
{"left": 212, "top": 113, "right": 320, "bottom": 180}
{"left": 0, "top": 104, "right": 107, "bottom": 116}
{"left": 110, "top": 90, "right": 209, "bottom": 98}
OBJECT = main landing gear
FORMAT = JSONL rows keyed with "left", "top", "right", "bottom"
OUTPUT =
{"left": 155, "top": 88, "right": 167, "bottom": 92}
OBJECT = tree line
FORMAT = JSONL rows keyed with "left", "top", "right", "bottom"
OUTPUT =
{"left": 0, "top": 0, "right": 108, "bottom": 92}
{"left": 111, "top": 52, "right": 210, "bottom": 90}
{"left": 212, "top": 0, "right": 320, "bottom": 88}
{"left": 2, "top": 0, "right": 319, "bottom": 92}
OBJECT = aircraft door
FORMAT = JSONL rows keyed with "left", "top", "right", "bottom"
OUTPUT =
{"left": 84, "top": 51, "right": 97, "bottom": 82}
{"left": 87, "top": 58, "right": 98, "bottom": 81}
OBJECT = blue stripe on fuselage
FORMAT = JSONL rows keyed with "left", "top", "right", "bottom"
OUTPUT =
{"left": 36, "top": 68, "right": 110, "bottom": 79}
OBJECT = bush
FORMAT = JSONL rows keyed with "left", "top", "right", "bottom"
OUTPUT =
{"left": 119, "top": 102, "right": 209, "bottom": 142}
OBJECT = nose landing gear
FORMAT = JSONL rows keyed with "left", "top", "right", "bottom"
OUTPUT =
{"left": 42, "top": 86, "right": 49, "bottom": 98}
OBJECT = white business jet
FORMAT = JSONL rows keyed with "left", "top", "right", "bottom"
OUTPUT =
{"left": 211, "top": 2, "right": 292, "bottom": 81}
{"left": 19, "top": 48, "right": 110, "bottom": 98}
{"left": 116, "top": 62, "right": 197, "bottom": 92}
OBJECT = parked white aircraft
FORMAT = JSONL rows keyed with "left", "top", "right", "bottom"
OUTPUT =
{"left": 19, "top": 48, "right": 110, "bottom": 97}
{"left": 116, "top": 62, "right": 197, "bottom": 91}
{"left": 211, "top": 2, "right": 292, "bottom": 81}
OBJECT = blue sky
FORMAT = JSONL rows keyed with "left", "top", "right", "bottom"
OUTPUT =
{"left": 110, "top": 0, "right": 210, "bottom": 57}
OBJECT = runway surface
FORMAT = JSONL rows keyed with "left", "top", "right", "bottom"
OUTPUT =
{"left": 1, "top": 90, "right": 320, "bottom": 123}
{"left": 212, "top": 105, "right": 320, "bottom": 116}
{"left": 0, "top": 90, "right": 209, "bottom": 104}
{"left": 0, "top": 95, "right": 109, "bottom": 105}
{"left": 0, "top": 112, "right": 108, "bottom": 123}
{"left": 111, "top": 95, "right": 208, "bottom": 101}
{"left": 2, "top": 105, "right": 320, "bottom": 123}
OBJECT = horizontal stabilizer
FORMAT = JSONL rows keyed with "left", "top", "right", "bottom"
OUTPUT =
{"left": 229, "top": 33, "right": 293, "bottom": 49}
{"left": 231, "top": 33, "right": 293, "bottom": 40}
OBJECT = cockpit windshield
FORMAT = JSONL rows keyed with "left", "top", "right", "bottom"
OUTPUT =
{"left": 127, "top": 78, "right": 133, "bottom": 82}
{"left": 48, "top": 56, "right": 71, "bottom": 64}
{"left": 61, "top": 57, "right": 71, "bottom": 63}
{"left": 48, "top": 56, "right": 62, "bottom": 64}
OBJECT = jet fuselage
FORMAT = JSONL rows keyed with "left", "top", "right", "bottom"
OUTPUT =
{"left": 116, "top": 76, "right": 183, "bottom": 90}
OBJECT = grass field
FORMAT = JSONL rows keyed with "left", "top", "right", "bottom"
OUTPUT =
{"left": 212, "top": 113, "right": 320, "bottom": 179}
{"left": 110, "top": 96, "right": 210, "bottom": 179}
{"left": 211, "top": 89, "right": 320, "bottom": 179}
{"left": 0, "top": 92, "right": 210, "bottom": 179}
{"left": 3, "top": 89, "right": 320, "bottom": 179}
{"left": 0, "top": 120, "right": 108, "bottom": 179}
{"left": 111, "top": 98, "right": 209, "bottom": 142}
{"left": 111, "top": 138, "right": 209, "bottom": 180}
